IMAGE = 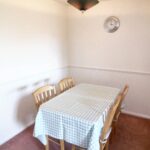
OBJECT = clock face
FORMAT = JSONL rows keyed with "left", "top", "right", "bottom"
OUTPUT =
{"left": 104, "top": 16, "right": 120, "bottom": 33}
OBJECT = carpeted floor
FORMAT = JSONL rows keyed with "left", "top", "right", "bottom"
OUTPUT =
{"left": 1, "top": 114, "right": 150, "bottom": 150}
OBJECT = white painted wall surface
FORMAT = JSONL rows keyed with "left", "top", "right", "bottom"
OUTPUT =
{"left": 0, "top": 0, "right": 68, "bottom": 144}
{"left": 1, "top": 0, "right": 150, "bottom": 145}
{"left": 68, "top": 0, "right": 150, "bottom": 118}
{"left": 0, "top": 0, "right": 68, "bottom": 84}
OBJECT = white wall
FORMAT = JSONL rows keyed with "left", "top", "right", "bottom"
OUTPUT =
{"left": 0, "top": 0, "right": 68, "bottom": 144}
{"left": 0, "top": 0, "right": 68, "bottom": 84}
{"left": 1, "top": 0, "right": 150, "bottom": 145}
{"left": 68, "top": 0, "right": 150, "bottom": 118}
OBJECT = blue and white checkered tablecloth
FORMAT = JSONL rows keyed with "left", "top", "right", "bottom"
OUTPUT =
{"left": 34, "top": 84, "right": 120, "bottom": 150}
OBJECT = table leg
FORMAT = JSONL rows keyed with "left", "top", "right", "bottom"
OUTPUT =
{"left": 45, "top": 135, "right": 49, "bottom": 150}
{"left": 60, "top": 140, "right": 65, "bottom": 150}
{"left": 72, "top": 145, "right": 76, "bottom": 150}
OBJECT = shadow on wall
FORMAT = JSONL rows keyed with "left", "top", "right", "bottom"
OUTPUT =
{"left": 15, "top": 79, "right": 46, "bottom": 125}
{"left": 16, "top": 93, "right": 37, "bottom": 125}
{"left": 15, "top": 74, "right": 67, "bottom": 126}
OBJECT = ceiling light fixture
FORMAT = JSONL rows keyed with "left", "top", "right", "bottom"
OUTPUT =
{"left": 67, "top": 0, "right": 99, "bottom": 12}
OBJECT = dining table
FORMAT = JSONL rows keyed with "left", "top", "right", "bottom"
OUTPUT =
{"left": 34, "top": 83, "right": 120, "bottom": 150}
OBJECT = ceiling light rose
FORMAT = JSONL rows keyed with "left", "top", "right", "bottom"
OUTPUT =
{"left": 67, "top": 0, "right": 99, "bottom": 12}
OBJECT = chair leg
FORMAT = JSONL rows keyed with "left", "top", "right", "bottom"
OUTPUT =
{"left": 109, "top": 133, "right": 112, "bottom": 144}
{"left": 111, "top": 120, "right": 117, "bottom": 138}
{"left": 60, "top": 140, "right": 65, "bottom": 150}
{"left": 105, "top": 140, "right": 109, "bottom": 150}
{"left": 72, "top": 145, "right": 76, "bottom": 150}
{"left": 100, "top": 143, "right": 104, "bottom": 150}
{"left": 113, "top": 121, "right": 117, "bottom": 135}
{"left": 45, "top": 135, "right": 49, "bottom": 150}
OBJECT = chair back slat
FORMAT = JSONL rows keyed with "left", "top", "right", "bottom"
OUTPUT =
{"left": 33, "top": 85, "right": 57, "bottom": 109}
{"left": 117, "top": 85, "right": 129, "bottom": 111}
{"left": 59, "top": 77, "right": 75, "bottom": 93}
{"left": 121, "top": 85, "right": 129, "bottom": 101}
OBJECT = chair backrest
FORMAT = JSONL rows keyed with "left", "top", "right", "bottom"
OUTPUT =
{"left": 117, "top": 85, "right": 129, "bottom": 110}
{"left": 33, "top": 85, "right": 57, "bottom": 109}
{"left": 58, "top": 77, "right": 75, "bottom": 93}
{"left": 121, "top": 85, "right": 129, "bottom": 102}
{"left": 100, "top": 95, "right": 122, "bottom": 141}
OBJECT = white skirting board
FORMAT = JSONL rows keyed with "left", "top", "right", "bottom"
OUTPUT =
{"left": 122, "top": 110, "right": 150, "bottom": 120}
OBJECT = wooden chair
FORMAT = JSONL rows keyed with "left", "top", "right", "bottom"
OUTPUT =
{"left": 112, "top": 85, "right": 129, "bottom": 134}
{"left": 99, "top": 95, "right": 122, "bottom": 150}
{"left": 58, "top": 77, "right": 75, "bottom": 93}
{"left": 33, "top": 85, "right": 57, "bottom": 109}
{"left": 71, "top": 95, "right": 122, "bottom": 150}
{"left": 33, "top": 85, "right": 65, "bottom": 150}
{"left": 45, "top": 136, "right": 65, "bottom": 150}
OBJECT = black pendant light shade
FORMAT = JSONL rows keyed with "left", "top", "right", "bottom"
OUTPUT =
{"left": 67, "top": 0, "right": 99, "bottom": 11}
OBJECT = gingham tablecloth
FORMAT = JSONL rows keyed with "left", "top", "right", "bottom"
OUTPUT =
{"left": 34, "top": 84, "right": 120, "bottom": 150}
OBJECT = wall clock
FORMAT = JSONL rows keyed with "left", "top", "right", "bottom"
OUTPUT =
{"left": 104, "top": 16, "right": 120, "bottom": 33}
